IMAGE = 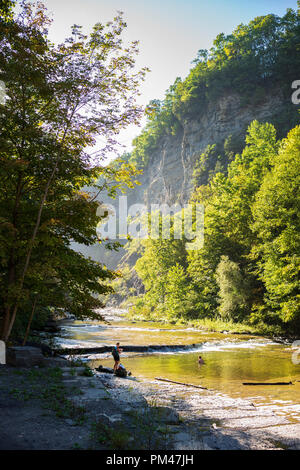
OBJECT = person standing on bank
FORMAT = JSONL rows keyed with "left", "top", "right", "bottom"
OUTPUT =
{"left": 112, "top": 342, "right": 123, "bottom": 372}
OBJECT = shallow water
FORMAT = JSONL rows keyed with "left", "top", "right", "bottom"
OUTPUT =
{"left": 57, "top": 319, "right": 257, "bottom": 347}
{"left": 57, "top": 313, "right": 300, "bottom": 415}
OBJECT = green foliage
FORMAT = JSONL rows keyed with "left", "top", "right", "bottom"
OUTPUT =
{"left": 215, "top": 256, "right": 250, "bottom": 321}
{"left": 185, "top": 121, "right": 279, "bottom": 322}
{"left": 127, "top": 121, "right": 300, "bottom": 335}
{"left": 0, "top": 2, "right": 147, "bottom": 341}
{"left": 165, "top": 264, "right": 189, "bottom": 320}
{"left": 0, "top": 0, "right": 15, "bottom": 21}
{"left": 126, "top": 9, "right": 300, "bottom": 170}
{"left": 82, "top": 365, "right": 94, "bottom": 377}
{"left": 251, "top": 126, "right": 300, "bottom": 330}
{"left": 12, "top": 305, "right": 50, "bottom": 338}
{"left": 128, "top": 213, "right": 188, "bottom": 320}
{"left": 192, "top": 144, "right": 221, "bottom": 187}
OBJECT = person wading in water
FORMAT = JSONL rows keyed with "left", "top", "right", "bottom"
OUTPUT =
{"left": 198, "top": 355, "right": 205, "bottom": 365}
{"left": 112, "top": 342, "right": 123, "bottom": 372}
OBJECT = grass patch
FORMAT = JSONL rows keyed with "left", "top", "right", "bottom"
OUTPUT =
{"left": 91, "top": 420, "right": 132, "bottom": 449}
{"left": 8, "top": 367, "right": 86, "bottom": 425}
{"left": 126, "top": 311, "right": 282, "bottom": 337}
{"left": 90, "top": 402, "right": 172, "bottom": 450}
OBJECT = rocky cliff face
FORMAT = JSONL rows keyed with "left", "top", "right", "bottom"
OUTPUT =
{"left": 133, "top": 90, "right": 287, "bottom": 208}
{"left": 75, "top": 89, "right": 293, "bottom": 269}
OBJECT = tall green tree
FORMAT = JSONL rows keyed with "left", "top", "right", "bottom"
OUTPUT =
{"left": 165, "top": 264, "right": 190, "bottom": 320}
{"left": 252, "top": 126, "right": 300, "bottom": 330}
{"left": 133, "top": 237, "right": 187, "bottom": 318}
{"left": 188, "top": 121, "right": 279, "bottom": 320}
{"left": 0, "top": 1, "right": 147, "bottom": 341}
{"left": 215, "top": 256, "right": 250, "bottom": 321}
{"left": 125, "top": 121, "right": 299, "bottom": 333}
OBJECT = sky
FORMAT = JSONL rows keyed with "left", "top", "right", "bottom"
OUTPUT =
{"left": 26, "top": 0, "right": 299, "bottom": 158}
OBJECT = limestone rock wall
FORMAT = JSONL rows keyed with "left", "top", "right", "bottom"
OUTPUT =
{"left": 77, "top": 89, "right": 291, "bottom": 269}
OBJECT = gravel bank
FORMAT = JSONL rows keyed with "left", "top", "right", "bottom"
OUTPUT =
{"left": 1, "top": 361, "right": 299, "bottom": 450}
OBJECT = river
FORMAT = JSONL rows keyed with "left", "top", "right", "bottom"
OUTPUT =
{"left": 53, "top": 308, "right": 300, "bottom": 420}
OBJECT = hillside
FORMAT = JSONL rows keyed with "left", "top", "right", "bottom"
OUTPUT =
{"left": 81, "top": 10, "right": 300, "bottom": 272}
{"left": 93, "top": 9, "right": 300, "bottom": 336}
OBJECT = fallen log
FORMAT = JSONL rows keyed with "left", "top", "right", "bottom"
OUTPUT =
{"left": 53, "top": 343, "right": 202, "bottom": 356}
{"left": 243, "top": 381, "right": 293, "bottom": 386}
{"left": 155, "top": 377, "right": 208, "bottom": 390}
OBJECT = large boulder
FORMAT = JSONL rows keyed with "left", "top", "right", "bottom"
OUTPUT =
{"left": 6, "top": 346, "right": 44, "bottom": 367}
{"left": 25, "top": 341, "right": 54, "bottom": 356}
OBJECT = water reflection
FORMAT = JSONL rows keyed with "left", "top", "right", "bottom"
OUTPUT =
{"left": 58, "top": 318, "right": 300, "bottom": 409}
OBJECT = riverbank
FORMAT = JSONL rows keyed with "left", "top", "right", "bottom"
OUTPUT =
{"left": 1, "top": 355, "right": 300, "bottom": 450}
{"left": 0, "top": 359, "right": 176, "bottom": 450}
{"left": 125, "top": 311, "right": 292, "bottom": 341}
{"left": 93, "top": 306, "right": 293, "bottom": 340}
{"left": 120, "top": 373, "right": 300, "bottom": 450}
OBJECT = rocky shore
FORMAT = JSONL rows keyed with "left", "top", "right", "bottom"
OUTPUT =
{"left": 1, "top": 347, "right": 300, "bottom": 450}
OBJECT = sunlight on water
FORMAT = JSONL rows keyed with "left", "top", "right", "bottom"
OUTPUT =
{"left": 58, "top": 316, "right": 300, "bottom": 414}
{"left": 56, "top": 319, "right": 258, "bottom": 347}
{"left": 94, "top": 344, "right": 300, "bottom": 405}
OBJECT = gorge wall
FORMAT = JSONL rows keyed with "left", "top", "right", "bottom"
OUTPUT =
{"left": 135, "top": 90, "right": 289, "bottom": 207}
{"left": 74, "top": 88, "right": 297, "bottom": 269}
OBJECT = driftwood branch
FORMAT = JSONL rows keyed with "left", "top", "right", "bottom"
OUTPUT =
{"left": 242, "top": 382, "right": 293, "bottom": 386}
{"left": 155, "top": 377, "right": 208, "bottom": 390}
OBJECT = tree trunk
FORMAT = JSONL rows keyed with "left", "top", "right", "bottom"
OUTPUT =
{"left": 22, "top": 296, "right": 38, "bottom": 346}
{"left": 1, "top": 306, "right": 11, "bottom": 341}
{"left": 4, "top": 165, "right": 57, "bottom": 342}
{"left": 5, "top": 109, "right": 76, "bottom": 342}
{"left": 1, "top": 174, "right": 23, "bottom": 341}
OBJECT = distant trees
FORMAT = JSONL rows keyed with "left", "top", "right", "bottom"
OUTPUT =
{"left": 0, "top": 1, "right": 147, "bottom": 341}
{"left": 132, "top": 231, "right": 187, "bottom": 320}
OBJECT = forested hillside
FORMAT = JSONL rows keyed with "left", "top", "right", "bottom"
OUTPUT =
{"left": 111, "top": 8, "right": 300, "bottom": 336}
{"left": 129, "top": 8, "right": 300, "bottom": 171}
